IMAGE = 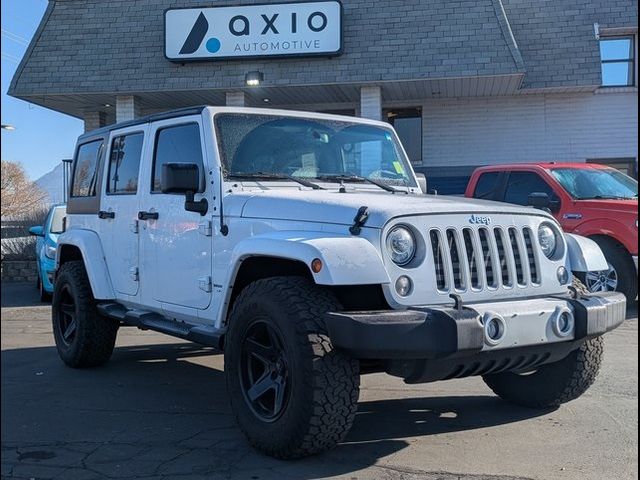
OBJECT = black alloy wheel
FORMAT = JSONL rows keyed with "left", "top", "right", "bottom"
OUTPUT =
{"left": 239, "top": 319, "right": 291, "bottom": 422}
{"left": 52, "top": 260, "right": 118, "bottom": 368}
{"left": 56, "top": 284, "right": 78, "bottom": 345}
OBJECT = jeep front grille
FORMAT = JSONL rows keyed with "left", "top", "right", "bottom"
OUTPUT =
{"left": 429, "top": 226, "right": 540, "bottom": 292}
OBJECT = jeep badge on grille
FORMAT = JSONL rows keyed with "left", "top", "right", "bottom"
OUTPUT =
{"left": 469, "top": 214, "right": 492, "bottom": 225}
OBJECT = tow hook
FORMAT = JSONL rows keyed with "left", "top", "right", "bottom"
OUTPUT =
{"left": 449, "top": 293, "right": 464, "bottom": 312}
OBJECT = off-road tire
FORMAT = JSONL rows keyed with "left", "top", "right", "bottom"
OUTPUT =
{"left": 483, "top": 335, "right": 603, "bottom": 409}
{"left": 483, "top": 276, "right": 604, "bottom": 408}
{"left": 52, "top": 261, "right": 119, "bottom": 368}
{"left": 224, "top": 276, "right": 360, "bottom": 459}
{"left": 572, "top": 276, "right": 590, "bottom": 296}
{"left": 577, "top": 237, "right": 637, "bottom": 301}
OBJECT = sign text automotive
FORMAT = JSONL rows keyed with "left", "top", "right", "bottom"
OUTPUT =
{"left": 165, "top": 1, "right": 342, "bottom": 61}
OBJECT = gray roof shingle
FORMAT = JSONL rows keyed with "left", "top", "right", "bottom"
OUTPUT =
{"left": 9, "top": 0, "right": 637, "bottom": 99}
{"left": 10, "top": 0, "right": 523, "bottom": 96}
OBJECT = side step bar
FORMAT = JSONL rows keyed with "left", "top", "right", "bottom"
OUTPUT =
{"left": 97, "top": 302, "right": 223, "bottom": 349}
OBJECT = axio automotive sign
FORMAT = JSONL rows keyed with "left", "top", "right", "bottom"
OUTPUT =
{"left": 165, "top": 1, "right": 342, "bottom": 61}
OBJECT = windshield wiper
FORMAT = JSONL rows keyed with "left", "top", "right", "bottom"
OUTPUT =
{"left": 577, "top": 195, "right": 634, "bottom": 200}
{"left": 228, "top": 172, "right": 324, "bottom": 190}
{"left": 315, "top": 174, "right": 404, "bottom": 194}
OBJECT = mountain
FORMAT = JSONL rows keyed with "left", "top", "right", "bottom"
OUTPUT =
{"left": 35, "top": 163, "right": 66, "bottom": 205}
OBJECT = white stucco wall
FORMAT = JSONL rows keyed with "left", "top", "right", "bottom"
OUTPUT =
{"left": 422, "top": 90, "right": 638, "bottom": 167}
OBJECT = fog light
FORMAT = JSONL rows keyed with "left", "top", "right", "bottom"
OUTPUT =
{"left": 557, "top": 266, "right": 569, "bottom": 285}
{"left": 552, "top": 306, "right": 574, "bottom": 337}
{"left": 395, "top": 276, "right": 412, "bottom": 297}
{"left": 482, "top": 312, "right": 506, "bottom": 346}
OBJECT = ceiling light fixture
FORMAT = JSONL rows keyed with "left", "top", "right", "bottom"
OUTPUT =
{"left": 245, "top": 71, "right": 264, "bottom": 86}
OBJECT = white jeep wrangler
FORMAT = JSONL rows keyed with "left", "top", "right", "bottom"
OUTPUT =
{"left": 53, "top": 106, "right": 625, "bottom": 459}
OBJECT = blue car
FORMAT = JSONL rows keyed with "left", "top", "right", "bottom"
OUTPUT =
{"left": 29, "top": 204, "right": 67, "bottom": 301}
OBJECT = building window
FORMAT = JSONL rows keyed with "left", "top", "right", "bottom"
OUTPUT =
{"left": 107, "top": 133, "right": 144, "bottom": 194}
{"left": 385, "top": 108, "right": 422, "bottom": 164}
{"left": 600, "top": 36, "right": 635, "bottom": 86}
{"left": 318, "top": 109, "right": 356, "bottom": 117}
{"left": 587, "top": 157, "right": 638, "bottom": 179}
{"left": 71, "top": 140, "right": 103, "bottom": 197}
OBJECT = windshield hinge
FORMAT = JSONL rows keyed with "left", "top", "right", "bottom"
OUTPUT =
{"left": 349, "top": 206, "right": 369, "bottom": 235}
{"left": 198, "top": 276, "right": 212, "bottom": 293}
{"left": 198, "top": 220, "right": 212, "bottom": 237}
{"left": 129, "top": 267, "right": 139, "bottom": 282}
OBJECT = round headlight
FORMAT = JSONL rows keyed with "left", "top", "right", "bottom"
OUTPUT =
{"left": 386, "top": 226, "right": 416, "bottom": 266}
{"left": 538, "top": 224, "right": 558, "bottom": 258}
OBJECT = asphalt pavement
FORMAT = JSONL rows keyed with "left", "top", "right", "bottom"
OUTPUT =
{"left": 1, "top": 282, "right": 637, "bottom": 480}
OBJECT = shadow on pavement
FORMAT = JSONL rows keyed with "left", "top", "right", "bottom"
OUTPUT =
{"left": 1, "top": 282, "right": 44, "bottom": 308}
{"left": 1, "top": 341, "right": 550, "bottom": 479}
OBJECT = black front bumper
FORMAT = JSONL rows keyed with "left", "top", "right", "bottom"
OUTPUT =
{"left": 324, "top": 291, "right": 626, "bottom": 383}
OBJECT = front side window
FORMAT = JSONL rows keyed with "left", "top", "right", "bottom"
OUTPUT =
{"left": 71, "top": 140, "right": 103, "bottom": 197}
{"left": 600, "top": 37, "right": 635, "bottom": 86}
{"left": 215, "top": 113, "right": 416, "bottom": 187}
{"left": 550, "top": 167, "right": 638, "bottom": 200}
{"left": 152, "top": 124, "right": 204, "bottom": 192}
{"left": 504, "top": 172, "right": 557, "bottom": 205}
{"left": 107, "top": 133, "right": 144, "bottom": 194}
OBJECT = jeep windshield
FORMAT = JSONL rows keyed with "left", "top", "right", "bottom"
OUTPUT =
{"left": 215, "top": 113, "right": 416, "bottom": 188}
{"left": 550, "top": 167, "right": 638, "bottom": 200}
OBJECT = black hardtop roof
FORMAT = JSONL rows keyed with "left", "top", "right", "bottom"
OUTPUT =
{"left": 78, "top": 106, "right": 207, "bottom": 141}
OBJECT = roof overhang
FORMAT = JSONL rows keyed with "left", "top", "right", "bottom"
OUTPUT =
{"left": 13, "top": 73, "right": 525, "bottom": 122}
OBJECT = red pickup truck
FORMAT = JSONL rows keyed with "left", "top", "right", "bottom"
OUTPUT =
{"left": 465, "top": 163, "right": 638, "bottom": 300}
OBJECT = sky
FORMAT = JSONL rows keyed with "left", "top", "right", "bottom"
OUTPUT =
{"left": 1, "top": 0, "right": 83, "bottom": 181}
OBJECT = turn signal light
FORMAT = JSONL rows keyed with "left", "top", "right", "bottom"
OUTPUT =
{"left": 311, "top": 258, "right": 323, "bottom": 273}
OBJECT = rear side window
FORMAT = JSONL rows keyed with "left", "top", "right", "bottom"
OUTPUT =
{"left": 71, "top": 140, "right": 103, "bottom": 197}
{"left": 152, "top": 123, "right": 203, "bottom": 192}
{"left": 473, "top": 172, "right": 501, "bottom": 199}
{"left": 107, "top": 133, "right": 144, "bottom": 194}
{"left": 504, "top": 172, "right": 556, "bottom": 205}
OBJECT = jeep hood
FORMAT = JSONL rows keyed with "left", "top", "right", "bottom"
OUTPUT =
{"left": 225, "top": 189, "right": 550, "bottom": 228}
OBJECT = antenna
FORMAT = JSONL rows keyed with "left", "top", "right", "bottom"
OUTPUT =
{"left": 218, "top": 166, "right": 228, "bottom": 236}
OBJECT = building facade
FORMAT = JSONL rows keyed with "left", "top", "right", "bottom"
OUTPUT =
{"left": 9, "top": 0, "right": 639, "bottom": 192}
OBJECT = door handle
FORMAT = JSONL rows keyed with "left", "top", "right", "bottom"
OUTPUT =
{"left": 138, "top": 211, "right": 159, "bottom": 221}
{"left": 98, "top": 210, "right": 115, "bottom": 219}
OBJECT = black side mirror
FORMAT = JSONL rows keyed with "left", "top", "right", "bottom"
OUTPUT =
{"left": 28, "top": 226, "right": 44, "bottom": 237}
{"left": 162, "top": 163, "right": 200, "bottom": 193}
{"left": 528, "top": 192, "right": 560, "bottom": 213}
{"left": 161, "top": 163, "right": 208, "bottom": 216}
{"left": 528, "top": 192, "right": 550, "bottom": 209}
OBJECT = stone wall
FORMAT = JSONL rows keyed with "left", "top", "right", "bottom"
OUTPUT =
{"left": 1, "top": 261, "right": 38, "bottom": 283}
